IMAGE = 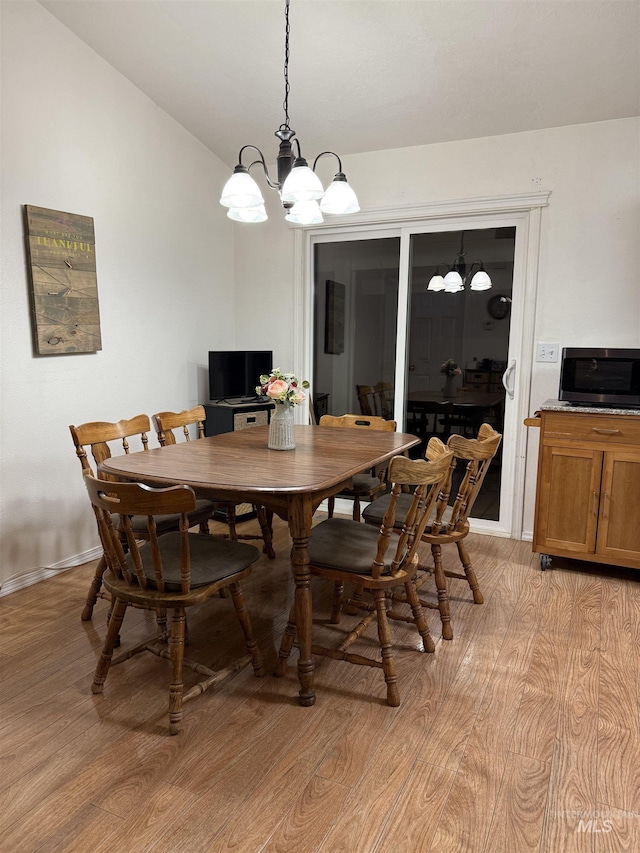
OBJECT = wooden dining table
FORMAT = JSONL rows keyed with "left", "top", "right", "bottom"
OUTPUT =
{"left": 99, "top": 423, "right": 420, "bottom": 706}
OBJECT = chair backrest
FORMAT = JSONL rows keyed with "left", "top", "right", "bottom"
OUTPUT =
{"left": 70, "top": 415, "right": 151, "bottom": 482}
{"left": 319, "top": 413, "right": 397, "bottom": 432}
{"left": 153, "top": 406, "right": 206, "bottom": 446}
{"left": 84, "top": 472, "right": 196, "bottom": 594}
{"left": 356, "top": 385, "right": 376, "bottom": 416}
{"left": 373, "top": 381, "right": 394, "bottom": 419}
{"left": 368, "top": 451, "right": 453, "bottom": 579}
{"left": 431, "top": 423, "right": 502, "bottom": 534}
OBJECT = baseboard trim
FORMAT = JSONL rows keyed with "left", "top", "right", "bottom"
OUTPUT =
{"left": 0, "top": 546, "right": 102, "bottom": 597}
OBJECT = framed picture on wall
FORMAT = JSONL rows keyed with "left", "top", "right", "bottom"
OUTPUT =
{"left": 324, "top": 279, "right": 345, "bottom": 354}
{"left": 24, "top": 205, "right": 102, "bottom": 355}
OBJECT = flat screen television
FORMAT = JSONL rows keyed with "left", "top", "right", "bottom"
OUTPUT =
{"left": 208, "top": 350, "right": 273, "bottom": 401}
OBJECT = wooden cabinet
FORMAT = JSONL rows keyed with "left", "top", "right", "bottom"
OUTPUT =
{"left": 463, "top": 368, "right": 503, "bottom": 393}
{"left": 532, "top": 407, "right": 640, "bottom": 570}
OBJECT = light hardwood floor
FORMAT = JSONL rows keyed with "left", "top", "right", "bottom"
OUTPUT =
{"left": 0, "top": 515, "right": 639, "bottom": 852}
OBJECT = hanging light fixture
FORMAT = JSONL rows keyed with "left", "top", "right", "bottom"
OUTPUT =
{"left": 427, "top": 232, "right": 492, "bottom": 293}
{"left": 220, "top": 0, "right": 360, "bottom": 226}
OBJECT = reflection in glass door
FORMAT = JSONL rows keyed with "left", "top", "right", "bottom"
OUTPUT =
{"left": 312, "top": 226, "right": 516, "bottom": 524}
{"left": 313, "top": 237, "right": 400, "bottom": 418}
{"left": 405, "top": 228, "right": 515, "bottom": 520}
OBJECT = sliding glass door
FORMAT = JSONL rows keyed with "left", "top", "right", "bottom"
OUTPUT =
{"left": 311, "top": 222, "right": 518, "bottom": 530}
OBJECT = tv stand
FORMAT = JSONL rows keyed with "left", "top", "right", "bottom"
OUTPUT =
{"left": 203, "top": 399, "right": 275, "bottom": 437}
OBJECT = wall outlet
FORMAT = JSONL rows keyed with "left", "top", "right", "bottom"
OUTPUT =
{"left": 536, "top": 342, "right": 559, "bottom": 362}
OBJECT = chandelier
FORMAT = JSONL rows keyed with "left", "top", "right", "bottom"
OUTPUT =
{"left": 427, "top": 232, "right": 492, "bottom": 293}
{"left": 219, "top": 0, "right": 360, "bottom": 226}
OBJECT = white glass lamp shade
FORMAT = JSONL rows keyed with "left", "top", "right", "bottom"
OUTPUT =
{"left": 443, "top": 270, "right": 464, "bottom": 293}
{"left": 284, "top": 199, "right": 324, "bottom": 225}
{"left": 320, "top": 175, "right": 360, "bottom": 215}
{"left": 281, "top": 159, "right": 324, "bottom": 203}
{"left": 470, "top": 269, "right": 492, "bottom": 291}
{"left": 227, "top": 204, "right": 268, "bottom": 223}
{"left": 427, "top": 274, "right": 446, "bottom": 292}
{"left": 220, "top": 167, "right": 264, "bottom": 209}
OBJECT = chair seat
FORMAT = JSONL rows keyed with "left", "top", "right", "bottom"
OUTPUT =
{"left": 128, "top": 498, "right": 216, "bottom": 536}
{"left": 340, "top": 472, "right": 381, "bottom": 496}
{"left": 122, "top": 532, "right": 260, "bottom": 591}
{"left": 308, "top": 518, "right": 395, "bottom": 575}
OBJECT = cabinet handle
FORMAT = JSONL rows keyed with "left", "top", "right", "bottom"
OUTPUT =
{"left": 591, "top": 428, "right": 621, "bottom": 434}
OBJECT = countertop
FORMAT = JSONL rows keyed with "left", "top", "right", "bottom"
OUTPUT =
{"left": 539, "top": 399, "right": 640, "bottom": 417}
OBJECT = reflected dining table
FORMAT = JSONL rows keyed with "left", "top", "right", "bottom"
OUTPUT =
{"left": 99, "top": 423, "right": 420, "bottom": 706}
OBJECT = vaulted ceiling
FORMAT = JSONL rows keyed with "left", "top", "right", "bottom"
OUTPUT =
{"left": 40, "top": 0, "right": 640, "bottom": 168}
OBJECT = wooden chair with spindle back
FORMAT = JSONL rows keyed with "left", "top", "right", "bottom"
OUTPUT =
{"left": 152, "top": 406, "right": 275, "bottom": 559}
{"left": 318, "top": 414, "right": 397, "bottom": 521}
{"left": 275, "top": 450, "right": 453, "bottom": 706}
{"left": 70, "top": 414, "right": 217, "bottom": 621}
{"left": 84, "top": 473, "right": 264, "bottom": 734}
{"left": 356, "top": 385, "right": 376, "bottom": 416}
{"left": 363, "top": 423, "right": 502, "bottom": 640}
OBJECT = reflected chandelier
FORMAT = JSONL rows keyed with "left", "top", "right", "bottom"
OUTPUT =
{"left": 427, "top": 232, "right": 492, "bottom": 293}
{"left": 219, "top": 0, "right": 360, "bottom": 226}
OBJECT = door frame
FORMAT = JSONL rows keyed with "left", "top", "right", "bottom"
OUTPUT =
{"left": 293, "top": 192, "right": 550, "bottom": 539}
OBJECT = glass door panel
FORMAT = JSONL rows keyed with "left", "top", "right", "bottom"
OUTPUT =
{"left": 405, "top": 227, "right": 515, "bottom": 520}
{"left": 313, "top": 237, "right": 400, "bottom": 419}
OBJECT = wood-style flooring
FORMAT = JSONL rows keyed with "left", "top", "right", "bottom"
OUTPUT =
{"left": 0, "top": 515, "right": 639, "bottom": 852}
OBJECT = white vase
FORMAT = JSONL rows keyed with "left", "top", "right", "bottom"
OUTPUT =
{"left": 441, "top": 375, "right": 457, "bottom": 397}
{"left": 268, "top": 402, "right": 295, "bottom": 450}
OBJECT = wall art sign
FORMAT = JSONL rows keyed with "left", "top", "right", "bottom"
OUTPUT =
{"left": 24, "top": 205, "right": 102, "bottom": 354}
{"left": 324, "top": 279, "right": 345, "bottom": 354}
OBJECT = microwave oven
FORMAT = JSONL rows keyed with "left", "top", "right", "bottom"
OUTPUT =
{"left": 559, "top": 347, "right": 640, "bottom": 408}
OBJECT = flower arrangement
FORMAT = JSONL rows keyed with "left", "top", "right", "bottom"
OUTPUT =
{"left": 440, "top": 359, "right": 462, "bottom": 377}
{"left": 256, "top": 368, "right": 310, "bottom": 406}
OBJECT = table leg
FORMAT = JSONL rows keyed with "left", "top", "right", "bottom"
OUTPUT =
{"left": 288, "top": 493, "right": 315, "bottom": 706}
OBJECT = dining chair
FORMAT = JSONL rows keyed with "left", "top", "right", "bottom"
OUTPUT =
{"left": 153, "top": 406, "right": 275, "bottom": 559}
{"left": 84, "top": 473, "right": 264, "bottom": 734}
{"left": 362, "top": 423, "right": 502, "bottom": 640}
{"left": 70, "top": 415, "right": 217, "bottom": 621}
{"left": 318, "top": 413, "right": 397, "bottom": 521}
{"left": 356, "top": 384, "right": 376, "bottom": 416}
{"left": 373, "top": 381, "right": 394, "bottom": 419}
{"left": 275, "top": 450, "right": 453, "bottom": 706}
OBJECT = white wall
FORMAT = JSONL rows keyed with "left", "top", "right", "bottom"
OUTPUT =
{"left": 234, "top": 118, "right": 640, "bottom": 536}
{"left": 0, "top": 2, "right": 236, "bottom": 590}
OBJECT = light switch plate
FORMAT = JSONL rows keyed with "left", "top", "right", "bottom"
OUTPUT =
{"left": 536, "top": 343, "right": 559, "bottom": 362}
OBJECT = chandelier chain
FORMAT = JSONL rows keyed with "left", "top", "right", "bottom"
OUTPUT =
{"left": 281, "top": 0, "right": 291, "bottom": 131}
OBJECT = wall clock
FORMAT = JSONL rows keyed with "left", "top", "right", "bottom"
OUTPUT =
{"left": 487, "top": 294, "right": 511, "bottom": 320}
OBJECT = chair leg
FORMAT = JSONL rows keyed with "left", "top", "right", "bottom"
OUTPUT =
{"left": 373, "top": 589, "right": 400, "bottom": 707}
{"left": 345, "top": 584, "right": 365, "bottom": 616}
{"left": 331, "top": 582, "right": 344, "bottom": 624}
{"left": 228, "top": 581, "right": 265, "bottom": 677}
{"left": 327, "top": 496, "right": 335, "bottom": 518}
{"left": 455, "top": 540, "right": 484, "bottom": 604}
{"left": 404, "top": 579, "right": 435, "bottom": 653}
{"left": 274, "top": 603, "right": 297, "bottom": 676}
{"left": 255, "top": 505, "right": 276, "bottom": 560}
{"left": 81, "top": 554, "right": 108, "bottom": 621}
{"left": 169, "top": 608, "right": 186, "bottom": 735}
{"left": 431, "top": 544, "right": 453, "bottom": 640}
{"left": 92, "top": 598, "right": 127, "bottom": 694}
{"left": 226, "top": 504, "right": 238, "bottom": 540}
{"left": 352, "top": 496, "right": 361, "bottom": 521}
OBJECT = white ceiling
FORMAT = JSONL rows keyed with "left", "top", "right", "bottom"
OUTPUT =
{"left": 40, "top": 0, "right": 640, "bottom": 169}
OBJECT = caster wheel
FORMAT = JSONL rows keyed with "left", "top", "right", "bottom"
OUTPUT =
{"left": 540, "top": 554, "right": 552, "bottom": 571}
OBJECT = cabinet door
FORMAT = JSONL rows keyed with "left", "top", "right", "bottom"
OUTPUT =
{"left": 535, "top": 445, "right": 602, "bottom": 555}
{"left": 596, "top": 450, "right": 640, "bottom": 564}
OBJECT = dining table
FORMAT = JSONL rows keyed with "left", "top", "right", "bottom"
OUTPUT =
{"left": 99, "top": 422, "right": 420, "bottom": 706}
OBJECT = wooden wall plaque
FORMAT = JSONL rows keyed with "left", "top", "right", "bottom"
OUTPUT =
{"left": 24, "top": 205, "right": 102, "bottom": 354}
